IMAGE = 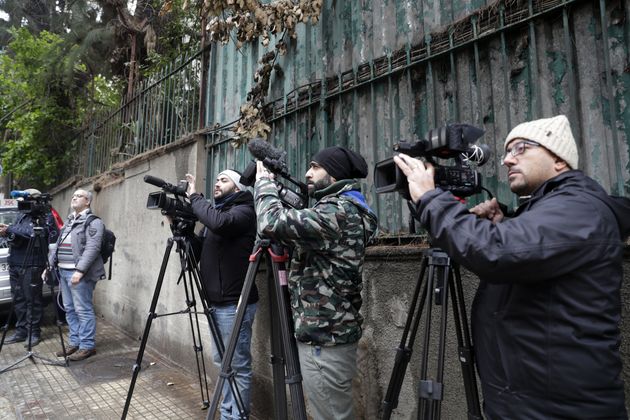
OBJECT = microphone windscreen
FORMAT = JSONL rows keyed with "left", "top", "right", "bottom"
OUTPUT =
{"left": 144, "top": 175, "right": 167, "bottom": 188}
{"left": 248, "top": 138, "right": 284, "bottom": 161}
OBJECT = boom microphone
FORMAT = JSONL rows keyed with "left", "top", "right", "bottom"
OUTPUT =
{"left": 143, "top": 175, "right": 168, "bottom": 189}
{"left": 144, "top": 175, "right": 188, "bottom": 196}
{"left": 247, "top": 138, "right": 286, "bottom": 162}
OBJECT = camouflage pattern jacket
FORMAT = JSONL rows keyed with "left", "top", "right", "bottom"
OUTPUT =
{"left": 254, "top": 178, "right": 378, "bottom": 346}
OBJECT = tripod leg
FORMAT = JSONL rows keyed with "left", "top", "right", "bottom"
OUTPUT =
{"left": 416, "top": 250, "right": 452, "bottom": 420}
{"left": 382, "top": 255, "right": 430, "bottom": 420}
{"left": 184, "top": 240, "right": 247, "bottom": 416}
{"left": 47, "top": 268, "right": 69, "bottom": 366}
{"left": 121, "top": 238, "right": 175, "bottom": 419}
{"left": 267, "top": 249, "right": 307, "bottom": 420}
{"left": 448, "top": 265, "right": 482, "bottom": 420}
{"left": 1, "top": 248, "right": 66, "bottom": 371}
{"left": 180, "top": 265, "right": 211, "bottom": 408}
{"left": 207, "top": 245, "right": 264, "bottom": 420}
{"left": 267, "top": 266, "right": 289, "bottom": 420}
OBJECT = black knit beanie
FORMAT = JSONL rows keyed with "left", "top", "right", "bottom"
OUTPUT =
{"left": 311, "top": 146, "right": 368, "bottom": 180}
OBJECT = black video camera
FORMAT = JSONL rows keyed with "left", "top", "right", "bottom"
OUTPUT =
{"left": 374, "top": 124, "right": 490, "bottom": 199}
{"left": 11, "top": 190, "right": 52, "bottom": 217}
{"left": 240, "top": 138, "right": 309, "bottom": 209}
{"left": 144, "top": 175, "right": 196, "bottom": 222}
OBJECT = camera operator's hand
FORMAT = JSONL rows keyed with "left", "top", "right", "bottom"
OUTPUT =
{"left": 185, "top": 173, "right": 196, "bottom": 195}
{"left": 255, "top": 160, "right": 275, "bottom": 182}
{"left": 393, "top": 154, "right": 435, "bottom": 203}
{"left": 470, "top": 198, "right": 504, "bottom": 224}
{"left": 71, "top": 270, "right": 83, "bottom": 285}
{"left": 0, "top": 223, "right": 7, "bottom": 237}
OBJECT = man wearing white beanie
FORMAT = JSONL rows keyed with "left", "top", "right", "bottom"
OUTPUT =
{"left": 186, "top": 170, "right": 258, "bottom": 420}
{"left": 394, "top": 115, "right": 630, "bottom": 418}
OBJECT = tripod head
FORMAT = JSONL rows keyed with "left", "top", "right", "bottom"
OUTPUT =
{"left": 169, "top": 215, "right": 197, "bottom": 239}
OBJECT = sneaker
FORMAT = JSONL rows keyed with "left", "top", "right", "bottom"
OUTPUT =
{"left": 24, "top": 335, "right": 40, "bottom": 348}
{"left": 4, "top": 332, "right": 27, "bottom": 344}
{"left": 56, "top": 345, "right": 79, "bottom": 357}
{"left": 68, "top": 348, "right": 96, "bottom": 361}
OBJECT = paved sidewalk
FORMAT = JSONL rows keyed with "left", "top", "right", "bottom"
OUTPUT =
{"left": 0, "top": 310, "right": 215, "bottom": 420}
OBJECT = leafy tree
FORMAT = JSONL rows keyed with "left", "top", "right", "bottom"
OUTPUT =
{"left": 0, "top": 28, "right": 118, "bottom": 188}
{"left": 0, "top": 1, "right": 201, "bottom": 188}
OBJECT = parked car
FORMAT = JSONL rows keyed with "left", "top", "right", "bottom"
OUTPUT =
{"left": 0, "top": 199, "right": 58, "bottom": 308}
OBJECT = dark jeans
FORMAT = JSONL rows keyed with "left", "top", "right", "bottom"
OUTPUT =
{"left": 9, "top": 265, "right": 45, "bottom": 336}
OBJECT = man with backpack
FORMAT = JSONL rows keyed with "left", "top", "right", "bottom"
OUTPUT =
{"left": 48, "top": 188, "right": 105, "bottom": 361}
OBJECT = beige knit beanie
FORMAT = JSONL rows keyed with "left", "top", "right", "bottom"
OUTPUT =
{"left": 504, "top": 115, "right": 578, "bottom": 169}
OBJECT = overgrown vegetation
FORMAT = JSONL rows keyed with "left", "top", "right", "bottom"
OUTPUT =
{"left": 0, "top": 0, "right": 322, "bottom": 188}
{"left": 202, "top": 0, "right": 323, "bottom": 145}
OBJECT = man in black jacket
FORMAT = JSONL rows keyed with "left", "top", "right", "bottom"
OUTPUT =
{"left": 394, "top": 115, "right": 630, "bottom": 419}
{"left": 0, "top": 188, "right": 59, "bottom": 347}
{"left": 187, "top": 170, "right": 257, "bottom": 420}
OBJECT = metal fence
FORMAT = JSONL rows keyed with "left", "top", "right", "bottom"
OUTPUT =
{"left": 202, "top": 0, "right": 630, "bottom": 235}
{"left": 76, "top": 51, "right": 203, "bottom": 178}
{"left": 74, "top": 0, "right": 630, "bottom": 235}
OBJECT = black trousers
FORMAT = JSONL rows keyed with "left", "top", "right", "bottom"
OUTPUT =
{"left": 9, "top": 265, "right": 45, "bottom": 336}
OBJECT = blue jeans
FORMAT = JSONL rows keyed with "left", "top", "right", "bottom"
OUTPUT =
{"left": 211, "top": 303, "right": 257, "bottom": 420}
{"left": 59, "top": 268, "right": 96, "bottom": 350}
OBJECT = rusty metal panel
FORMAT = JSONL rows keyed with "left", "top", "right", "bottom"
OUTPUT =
{"left": 204, "top": 0, "right": 630, "bottom": 234}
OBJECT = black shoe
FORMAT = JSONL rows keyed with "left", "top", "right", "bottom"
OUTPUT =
{"left": 24, "top": 336, "right": 40, "bottom": 348}
{"left": 4, "top": 332, "right": 27, "bottom": 344}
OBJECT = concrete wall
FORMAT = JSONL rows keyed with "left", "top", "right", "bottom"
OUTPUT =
{"left": 51, "top": 140, "right": 630, "bottom": 419}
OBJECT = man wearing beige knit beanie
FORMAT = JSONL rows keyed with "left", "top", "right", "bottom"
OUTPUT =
{"left": 394, "top": 115, "right": 630, "bottom": 419}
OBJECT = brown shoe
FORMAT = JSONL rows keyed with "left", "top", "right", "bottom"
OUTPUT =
{"left": 56, "top": 345, "right": 79, "bottom": 357}
{"left": 68, "top": 348, "right": 96, "bottom": 361}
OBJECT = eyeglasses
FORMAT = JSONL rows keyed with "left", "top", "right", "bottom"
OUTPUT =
{"left": 72, "top": 193, "right": 87, "bottom": 198}
{"left": 501, "top": 140, "right": 541, "bottom": 163}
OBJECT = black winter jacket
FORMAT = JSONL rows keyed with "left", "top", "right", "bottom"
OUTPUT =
{"left": 414, "top": 170, "right": 630, "bottom": 419}
{"left": 8, "top": 212, "right": 59, "bottom": 267}
{"left": 190, "top": 191, "right": 258, "bottom": 306}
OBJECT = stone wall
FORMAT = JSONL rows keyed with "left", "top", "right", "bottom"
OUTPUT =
{"left": 50, "top": 141, "right": 630, "bottom": 419}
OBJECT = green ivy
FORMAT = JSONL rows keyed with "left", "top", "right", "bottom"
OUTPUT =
{"left": 0, "top": 28, "right": 119, "bottom": 189}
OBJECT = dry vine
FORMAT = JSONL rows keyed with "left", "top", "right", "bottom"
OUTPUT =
{"left": 200, "top": 0, "right": 323, "bottom": 144}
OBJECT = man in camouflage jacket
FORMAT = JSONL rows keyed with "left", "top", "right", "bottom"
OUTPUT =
{"left": 254, "top": 146, "right": 378, "bottom": 420}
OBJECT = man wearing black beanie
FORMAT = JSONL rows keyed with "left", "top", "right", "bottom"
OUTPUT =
{"left": 254, "top": 145, "right": 378, "bottom": 420}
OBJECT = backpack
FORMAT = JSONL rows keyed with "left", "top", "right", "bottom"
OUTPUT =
{"left": 84, "top": 214, "right": 116, "bottom": 279}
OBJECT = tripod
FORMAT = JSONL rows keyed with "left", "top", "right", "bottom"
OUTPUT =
{"left": 382, "top": 248, "right": 482, "bottom": 420}
{"left": 122, "top": 219, "right": 247, "bottom": 419}
{"left": 0, "top": 218, "right": 67, "bottom": 372}
{"left": 206, "top": 238, "right": 307, "bottom": 420}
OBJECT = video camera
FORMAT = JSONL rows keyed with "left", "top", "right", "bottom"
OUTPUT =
{"left": 239, "top": 138, "right": 308, "bottom": 209}
{"left": 144, "top": 175, "right": 196, "bottom": 223}
{"left": 11, "top": 190, "right": 52, "bottom": 217}
{"left": 374, "top": 124, "right": 491, "bottom": 199}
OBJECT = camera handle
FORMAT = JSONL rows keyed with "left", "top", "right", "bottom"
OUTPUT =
{"left": 381, "top": 248, "right": 482, "bottom": 420}
{"left": 122, "top": 230, "right": 247, "bottom": 419}
{"left": 0, "top": 216, "right": 67, "bottom": 371}
{"left": 206, "top": 238, "right": 307, "bottom": 420}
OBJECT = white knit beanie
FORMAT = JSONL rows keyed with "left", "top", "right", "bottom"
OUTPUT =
{"left": 218, "top": 169, "right": 247, "bottom": 192}
{"left": 504, "top": 115, "right": 579, "bottom": 169}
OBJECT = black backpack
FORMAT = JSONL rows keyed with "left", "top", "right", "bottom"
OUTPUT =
{"left": 84, "top": 215, "right": 116, "bottom": 279}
